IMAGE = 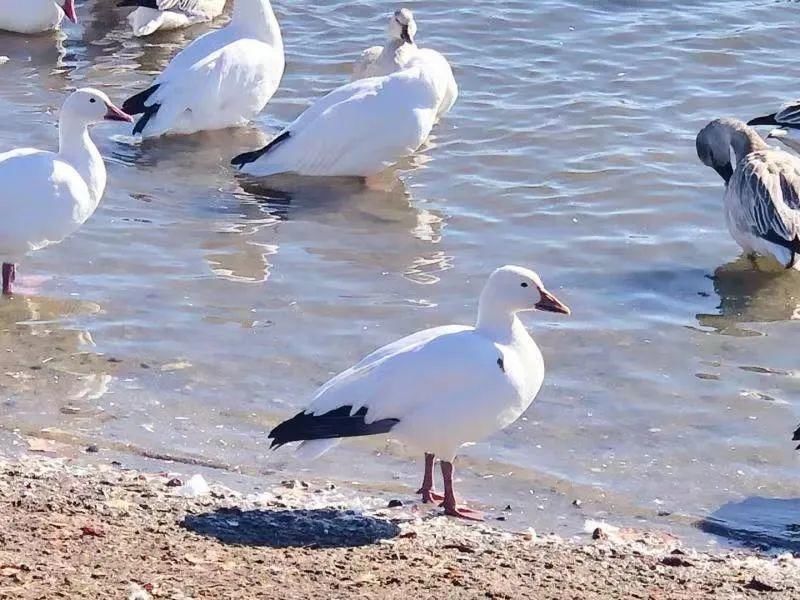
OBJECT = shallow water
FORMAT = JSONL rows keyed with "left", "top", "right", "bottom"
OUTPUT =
{"left": 1, "top": 0, "right": 800, "bottom": 549}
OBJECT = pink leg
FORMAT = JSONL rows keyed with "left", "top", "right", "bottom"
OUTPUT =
{"left": 416, "top": 453, "right": 444, "bottom": 503}
{"left": 440, "top": 460, "right": 484, "bottom": 521}
{"left": 2, "top": 263, "right": 14, "bottom": 296}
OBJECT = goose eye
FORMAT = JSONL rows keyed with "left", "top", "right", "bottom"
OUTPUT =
{"left": 520, "top": 282, "right": 528, "bottom": 288}
{"left": 89, "top": 98, "right": 96, "bottom": 103}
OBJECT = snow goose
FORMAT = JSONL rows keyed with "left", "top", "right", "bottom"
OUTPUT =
{"left": 118, "top": 0, "right": 227, "bottom": 37}
{"left": 0, "top": 0, "right": 76, "bottom": 34}
{"left": 0, "top": 89, "right": 132, "bottom": 296}
{"left": 352, "top": 8, "right": 418, "bottom": 81}
{"left": 268, "top": 266, "right": 570, "bottom": 520}
{"left": 352, "top": 8, "right": 457, "bottom": 120}
{"left": 231, "top": 52, "right": 452, "bottom": 178}
{"left": 696, "top": 118, "right": 800, "bottom": 270}
{"left": 122, "top": 0, "right": 283, "bottom": 138}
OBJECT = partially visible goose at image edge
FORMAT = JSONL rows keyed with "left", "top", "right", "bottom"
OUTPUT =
{"left": 696, "top": 118, "right": 800, "bottom": 271}
{"left": 231, "top": 52, "right": 452, "bottom": 178}
{"left": 0, "top": 0, "right": 77, "bottom": 34}
{"left": 117, "top": 0, "right": 227, "bottom": 37}
{"left": 267, "top": 265, "right": 570, "bottom": 520}
{"left": 749, "top": 100, "right": 800, "bottom": 154}
{"left": 352, "top": 7, "right": 457, "bottom": 120}
{"left": 122, "top": 0, "right": 284, "bottom": 138}
{"left": 0, "top": 89, "right": 133, "bottom": 296}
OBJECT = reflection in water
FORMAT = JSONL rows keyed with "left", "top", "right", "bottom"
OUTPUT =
{"left": 225, "top": 173, "right": 449, "bottom": 284}
{"left": 697, "top": 256, "right": 800, "bottom": 335}
{"left": 0, "top": 294, "right": 116, "bottom": 425}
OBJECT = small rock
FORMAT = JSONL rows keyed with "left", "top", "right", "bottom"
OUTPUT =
{"left": 572, "top": 499, "right": 582, "bottom": 508}
{"left": 661, "top": 556, "right": 693, "bottom": 568}
{"left": 503, "top": 505, "right": 512, "bottom": 511}
{"left": 592, "top": 527, "right": 608, "bottom": 541}
{"left": 80, "top": 525, "right": 105, "bottom": 538}
{"left": 165, "top": 478, "right": 183, "bottom": 488}
{"left": 496, "top": 516, "right": 507, "bottom": 521}
{"left": 657, "top": 511, "right": 672, "bottom": 517}
{"left": 179, "top": 474, "right": 210, "bottom": 497}
{"left": 60, "top": 406, "right": 81, "bottom": 415}
{"left": 743, "top": 577, "right": 779, "bottom": 592}
{"left": 387, "top": 499, "right": 404, "bottom": 508}
{"left": 85, "top": 444, "right": 99, "bottom": 453}
{"left": 442, "top": 542, "right": 476, "bottom": 554}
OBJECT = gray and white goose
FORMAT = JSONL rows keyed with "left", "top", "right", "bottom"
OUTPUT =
{"left": 748, "top": 101, "right": 800, "bottom": 155}
{"left": 696, "top": 118, "right": 800, "bottom": 270}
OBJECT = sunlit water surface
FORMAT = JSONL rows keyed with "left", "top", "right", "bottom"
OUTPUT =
{"left": 1, "top": 0, "right": 800, "bottom": 549}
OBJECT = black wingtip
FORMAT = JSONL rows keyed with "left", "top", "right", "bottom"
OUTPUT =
{"left": 122, "top": 84, "right": 160, "bottom": 116}
{"left": 231, "top": 130, "right": 291, "bottom": 169}
{"left": 268, "top": 406, "right": 399, "bottom": 449}
{"left": 748, "top": 113, "right": 779, "bottom": 127}
{"left": 117, "top": 0, "right": 160, "bottom": 8}
{"left": 793, "top": 425, "right": 800, "bottom": 442}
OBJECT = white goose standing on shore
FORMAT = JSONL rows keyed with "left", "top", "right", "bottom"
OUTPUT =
{"left": 696, "top": 118, "right": 800, "bottom": 270}
{"left": 267, "top": 266, "right": 570, "bottom": 520}
{"left": 118, "top": 0, "right": 227, "bottom": 37}
{"left": 0, "top": 89, "right": 133, "bottom": 296}
{"left": 0, "top": 0, "right": 77, "bottom": 34}
{"left": 122, "top": 0, "right": 283, "bottom": 138}
{"left": 352, "top": 7, "right": 457, "bottom": 120}
{"left": 232, "top": 51, "right": 450, "bottom": 178}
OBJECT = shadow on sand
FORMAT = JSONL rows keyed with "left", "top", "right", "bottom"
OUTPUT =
{"left": 182, "top": 507, "right": 400, "bottom": 548}
{"left": 697, "top": 497, "right": 800, "bottom": 552}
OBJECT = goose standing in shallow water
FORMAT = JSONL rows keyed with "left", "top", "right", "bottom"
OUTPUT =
{"left": 0, "top": 89, "right": 132, "bottom": 296}
{"left": 268, "top": 266, "right": 570, "bottom": 520}
{"left": 232, "top": 52, "right": 451, "bottom": 178}
{"left": 0, "top": 0, "right": 76, "bottom": 34}
{"left": 696, "top": 118, "right": 800, "bottom": 270}
{"left": 122, "top": 0, "right": 284, "bottom": 138}
{"left": 118, "top": 0, "right": 227, "bottom": 37}
{"left": 351, "top": 8, "right": 457, "bottom": 120}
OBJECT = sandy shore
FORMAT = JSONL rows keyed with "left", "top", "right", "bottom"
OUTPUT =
{"left": 0, "top": 455, "right": 798, "bottom": 599}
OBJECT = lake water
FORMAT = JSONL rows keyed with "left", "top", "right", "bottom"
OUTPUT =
{"left": 1, "top": 0, "right": 800, "bottom": 550}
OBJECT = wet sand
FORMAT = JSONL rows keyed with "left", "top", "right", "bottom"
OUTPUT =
{"left": 1, "top": 454, "right": 799, "bottom": 599}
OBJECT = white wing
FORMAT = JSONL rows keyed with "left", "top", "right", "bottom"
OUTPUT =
{"left": 236, "top": 67, "right": 438, "bottom": 177}
{"left": 352, "top": 45, "right": 383, "bottom": 81}
{"left": 416, "top": 48, "right": 458, "bottom": 118}
{"left": 142, "top": 36, "right": 283, "bottom": 137}
{"left": 0, "top": 150, "right": 91, "bottom": 258}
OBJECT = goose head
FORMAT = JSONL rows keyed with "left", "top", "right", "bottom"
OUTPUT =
{"left": 696, "top": 119, "right": 737, "bottom": 183}
{"left": 480, "top": 265, "right": 571, "bottom": 317}
{"left": 389, "top": 8, "right": 416, "bottom": 45}
{"left": 61, "top": 88, "right": 133, "bottom": 126}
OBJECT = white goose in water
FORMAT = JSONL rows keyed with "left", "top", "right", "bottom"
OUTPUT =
{"left": 352, "top": 8, "right": 457, "bottom": 120}
{"left": 232, "top": 52, "right": 451, "bottom": 178}
{"left": 696, "top": 118, "right": 800, "bottom": 270}
{"left": 268, "top": 266, "right": 570, "bottom": 520}
{"left": 122, "top": 0, "right": 283, "bottom": 138}
{"left": 118, "top": 0, "right": 227, "bottom": 37}
{"left": 0, "top": 89, "right": 132, "bottom": 296}
{"left": 0, "top": 0, "right": 76, "bottom": 34}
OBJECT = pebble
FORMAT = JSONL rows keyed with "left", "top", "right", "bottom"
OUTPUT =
{"left": 85, "top": 445, "right": 99, "bottom": 453}
{"left": 166, "top": 478, "right": 183, "bottom": 488}
{"left": 387, "top": 499, "right": 403, "bottom": 508}
{"left": 572, "top": 499, "right": 582, "bottom": 508}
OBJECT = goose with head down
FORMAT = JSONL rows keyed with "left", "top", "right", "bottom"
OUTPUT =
{"left": 696, "top": 118, "right": 800, "bottom": 270}
{"left": 267, "top": 266, "right": 570, "bottom": 520}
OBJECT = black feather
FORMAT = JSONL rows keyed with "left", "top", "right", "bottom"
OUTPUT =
{"left": 793, "top": 424, "right": 800, "bottom": 447}
{"left": 231, "top": 131, "right": 291, "bottom": 169}
{"left": 123, "top": 84, "right": 160, "bottom": 116}
{"left": 117, "top": 0, "right": 160, "bottom": 8}
{"left": 268, "top": 405, "right": 400, "bottom": 449}
{"left": 747, "top": 113, "right": 779, "bottom": 127}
